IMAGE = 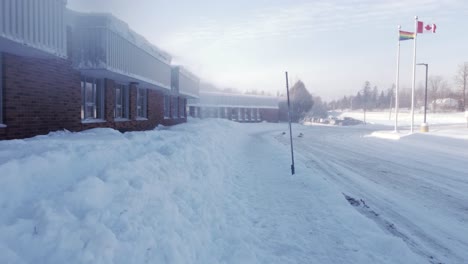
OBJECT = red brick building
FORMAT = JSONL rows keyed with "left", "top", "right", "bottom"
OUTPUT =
{"left": 0, "top": 1, "right": 199, "bottom": 140}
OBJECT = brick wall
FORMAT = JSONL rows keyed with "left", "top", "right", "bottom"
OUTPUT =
{"left": 0, "top": 53, "right": 81, "bottom": 140}
{"left": 0, "top": 53, "right": 187, "bottom": 140}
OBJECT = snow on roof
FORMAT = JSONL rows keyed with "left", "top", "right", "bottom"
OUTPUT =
{"left": 191, "top": 92, "right": 279, "bottom": 109}
{"left": 69, "top": 10, "right": 171, "bottom": 64}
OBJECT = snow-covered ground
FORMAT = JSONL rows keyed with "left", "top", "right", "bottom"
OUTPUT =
{"left": 339, "top": 110, "right": 466, "bottom": 127}
{"left": 1, "top": 119, "right": 467, "bottom": 263}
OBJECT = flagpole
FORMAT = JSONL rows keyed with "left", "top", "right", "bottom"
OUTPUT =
{"left": 395, "top": 25, "right": 401, "bottom": 132}
{"left": 410, "top": 16, "right": 418, "bottom": 133}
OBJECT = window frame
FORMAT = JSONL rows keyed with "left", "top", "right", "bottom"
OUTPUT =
{"left": 136, "top": 87, "right": 148, "bottom": 119}
{"left": 172, "top": 96, "right": 179, "bottom": 118}
{"left": 178, "top": 97, "right": 185, "bottom": 118}
{"left": 115, "top": 84, "right": 130, "bottom": 120}
{"left": 164, "top": 95, "right": 171, "bottom": 119}
{"left": 0, "top": 53, "right": 3, "bottom": 126}
{"left": 81, "top": 77, "right": 105, "bottom": 121}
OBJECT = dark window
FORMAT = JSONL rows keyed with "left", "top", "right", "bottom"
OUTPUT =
{"left": 115, "top": 84, "right": 129, "bottom": 119}
{"left": 172, "top": 96, "right": 179, "bottom": 118}
{"left": 0, "top": 53, "right": 3, "bottom": 125}
{"left": 179, "top": 97, "right": 185, "bottom": 118}
{"left": 81, "top": 77, "right": 104, "bottom": 120}
{"left": 164, "top": 95, "right": 171, "bottom": 118}
{"left": 137, "top": 88, "right": 148, "bottom": 119}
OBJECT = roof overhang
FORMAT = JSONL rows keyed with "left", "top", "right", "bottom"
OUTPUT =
{"left": 78, "top": 67, "right": 171, "bottom": 91}
{"left": 0, "top": 37, "right": 65, "bottom": 59}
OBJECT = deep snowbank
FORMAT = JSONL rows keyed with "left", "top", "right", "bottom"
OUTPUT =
{"left": 0, "top": 120, "right": 244, "bottom": 264}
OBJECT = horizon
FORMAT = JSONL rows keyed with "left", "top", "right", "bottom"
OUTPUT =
{"left": 68, "top": 0, "right": 468, "bottom": 101}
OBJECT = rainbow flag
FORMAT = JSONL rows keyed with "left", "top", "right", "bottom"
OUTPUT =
{"left": 399, "top": 30, "right": 415, "bottom": 41}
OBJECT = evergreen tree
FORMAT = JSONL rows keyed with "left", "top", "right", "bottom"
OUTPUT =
{"left": 354, "top": 92, "right": 362, "bottom": 109}
{"left": 362, "top": 81, "right": 372, "bottom": 111}
{"left": 290, "top": 80, "right": 314, "bottom": 122}
{"left": 378, "top": 91, "right": 385, "bottom": 109}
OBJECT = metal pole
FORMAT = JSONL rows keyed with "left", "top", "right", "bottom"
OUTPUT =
{"left": 285, "top": 71, "right": 295, "bottom": 175}
{"left": 424, "top": 64, "right": 428, "bottom": 123}
{"left": 389, "top": 91, "right": 393, "bottom": 120}
{"left": 395, "top": 25, "right": 401, "bottom": 132}
{"left": 410, "top": 16, "right": 419, "bottom": 133}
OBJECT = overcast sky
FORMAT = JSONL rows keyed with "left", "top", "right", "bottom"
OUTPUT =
{"left": 68, "top": 0, "right": 468, "bottom": 100}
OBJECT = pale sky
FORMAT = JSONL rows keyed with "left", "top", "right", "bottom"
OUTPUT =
{"left": 68, "top": 0, "right": 468, "bottom": 100}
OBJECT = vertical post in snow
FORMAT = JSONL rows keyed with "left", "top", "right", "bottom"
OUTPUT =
{"left": 394, "top": 25, "right": 401, "bottom": 132}
{"left": 285, "top": 71, "right": 295, "bottom": 175}
{"left": 389, "top": 91, "right": 393, "bottom": 121}
{"left": 410, "top": 16, "right": 419, "bottom": 133}
{"left": 466, "top": 110, "right": 468, "bottom": 128}
{"left": 424, "top": 64, "right": 429, "bottom": 124}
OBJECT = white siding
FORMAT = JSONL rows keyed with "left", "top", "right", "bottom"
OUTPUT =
{"left": 71, "top": 13, "right": 172, "bottom": 89}
{"left": 0, "top": 0, "right": 67, "bottom": 57}
{"left": 174, "top": 66, "right": 199, "bottom": 98}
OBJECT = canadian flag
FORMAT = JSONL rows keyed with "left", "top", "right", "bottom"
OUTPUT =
{"left": 417, "top": 21, "right": 437, "bottom": 33}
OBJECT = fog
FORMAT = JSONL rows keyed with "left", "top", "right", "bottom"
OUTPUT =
{"left": 67, "top": 0, "right": 468, "bottom": 101}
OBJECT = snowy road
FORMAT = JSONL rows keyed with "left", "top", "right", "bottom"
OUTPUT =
{"left": 267, "top": 123, "right": 468, "bottom": 264}
{"left": 226, "top": 126, "right": 426, "bottom": 264}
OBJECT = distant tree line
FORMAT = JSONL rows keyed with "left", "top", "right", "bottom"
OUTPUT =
{"left": 329, "top": 62, "right": 468, "bottom": 113}
{"left": 328, "top": 81, "right": 395, "bottom": 111}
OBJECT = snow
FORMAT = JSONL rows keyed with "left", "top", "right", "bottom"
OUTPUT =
{"left": 340, "top": 110, "right": 466, "bottom": 127}
{"left": 1, "top": 119, "right": 467, "bottom": 263}
{"left": 368, "top": 131, "right": 405, "bottom": 140}
{"left": 340, "top": 111, "right": 468, "bottom": 141}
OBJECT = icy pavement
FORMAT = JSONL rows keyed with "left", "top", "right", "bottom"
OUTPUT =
{"left": 1, "top": 119, "right": 467, "bottom": 263}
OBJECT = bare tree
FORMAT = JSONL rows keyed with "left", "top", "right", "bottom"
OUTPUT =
{"left": 454, "top": 62, "right": 468, "bottom": 111}
{"left": 428, "top": 76, "right": 448, "bottom": 113}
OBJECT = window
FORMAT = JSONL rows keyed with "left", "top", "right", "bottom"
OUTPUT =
{"left": 0, "top": 53, "right": 3, "bottom": 125}
{"left": 137, "top": 88, "right": 148, "bottom": 119}
{"left": 81, "top": 77, "right": 104, "bottom": 120}
{"left": 115, "top": 84, "right": 129, "bottom": 119}
{"left": 179, "top": 97, "right": 185, "bottom": 118}
{"left": 220, "top": 107, "right": 225, "bottom": 118}
{"left": 232, "top": 108, "right": 237, "bottom": 120}
{"left": 164, "top": 95, "right": 171, "bottom": 118}
{"left": 189, "top": 106, "right": 195, "bottom": 117}
{"left": 172, "top": 96, "right": 179, "bottom": 118}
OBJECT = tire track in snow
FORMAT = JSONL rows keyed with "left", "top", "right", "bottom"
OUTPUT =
{"left": 299, "top": 151, "right": 451, "bottom": 264}
{"left": 272, "top": 127, "right": 467, "bottom": 264}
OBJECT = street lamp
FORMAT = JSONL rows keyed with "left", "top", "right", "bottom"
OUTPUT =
{"left": 417, "top": 63, "right": 429, "bottom": 132}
